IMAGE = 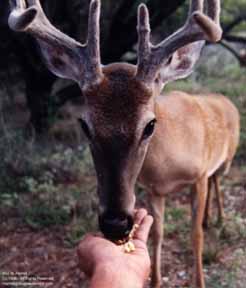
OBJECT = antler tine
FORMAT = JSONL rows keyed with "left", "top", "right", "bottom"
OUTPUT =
{"left": 8, "top": 0, "right": 37, "bottom": 32}
{"left": 207, "top": 0, "right": 220, "bottom": 26}
{"left": 136, "top": 0, "right": 222, "bottom": 84}
{"left": 189, "top": 0, "right": 203, "bottom": 14}
{"left": 137, "top": 4, "right": 151, "bottom": 80}
{"left": 86, "top": 0, "right": 102, "bottom": 76}
{"left": 8, "top": 0, "right": 102, "bottom": 87}
{"left": 17, "top": 0, "right": 26, "bottom": 9}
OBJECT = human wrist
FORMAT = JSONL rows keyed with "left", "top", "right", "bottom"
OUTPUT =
{"left": 90, "top": 263, "right": 144, "bottom": 288}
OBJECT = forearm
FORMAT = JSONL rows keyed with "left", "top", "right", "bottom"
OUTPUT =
{"left": 90, "top": 265, "right": 144, "bottom": 288}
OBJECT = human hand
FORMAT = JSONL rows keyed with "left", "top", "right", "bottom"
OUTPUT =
{"left": 77, "top": 209, "right": 153, "bottom": 288}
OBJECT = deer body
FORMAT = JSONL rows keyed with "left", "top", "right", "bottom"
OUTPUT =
{"left": 9, "top": 1, "right": 238, "bottom": 287}
{"left": 138, "top": 90, "right": 239, "bottom": 286}
{"left": 140, "top": 91, "right": 239, "bottom": 191}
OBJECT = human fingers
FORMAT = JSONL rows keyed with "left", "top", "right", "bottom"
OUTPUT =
{"left": 134, "top": 208, "right": 148, "bottom": 226}
{"left": 77, "top": 234, "right": 96, "bottom": 276}
{"left": 134, "top": 215, "right": 153, "bottom": 243}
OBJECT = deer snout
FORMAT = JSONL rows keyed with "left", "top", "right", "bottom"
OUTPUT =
{"left": 99, "top": 212, "right": 134, "bottom": 241}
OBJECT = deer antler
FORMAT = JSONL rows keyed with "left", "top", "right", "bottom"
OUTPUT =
{"left": 136, "top": 0, "right": 222, "bottom": 83}
{"left": 8, "top": 0, "right": 102, "bottom": 88}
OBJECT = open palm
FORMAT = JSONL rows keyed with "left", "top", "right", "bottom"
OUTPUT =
{"left": 78, "top": 209, "right": 153, "bottom": 286}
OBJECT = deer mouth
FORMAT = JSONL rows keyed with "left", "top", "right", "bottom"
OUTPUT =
{"left": 98, "top": 214, "right": 134, "bottom": 241}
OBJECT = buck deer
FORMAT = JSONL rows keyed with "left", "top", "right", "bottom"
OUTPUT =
{"left": 9, "top": 0, "right": 240, "bottom": 287}
{"left": 203, "top": 174, "right": 225, "bottom": 228}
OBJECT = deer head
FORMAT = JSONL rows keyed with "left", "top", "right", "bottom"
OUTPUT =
{"left": 9, "top": 0, "right": 222, "bottom": 240}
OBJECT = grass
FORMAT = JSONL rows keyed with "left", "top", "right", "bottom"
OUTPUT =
{"left": 24, "top": 203, "right": 71, "bottom": 229}
{"left": 0, "top": 129, "right": 97, "bottom": 234}
{"left": 162, "top": 200, "right": 246, "bottom": 286}
{"left": 206, "top": 247, "right": 246, "bottom": 288}
{"left": 165, "top": 206, "right": 187, "bottom": 222}
{"left": 219, "top": 215, "right": 246, "bottom": 244}
{"left": 164, "top": 206, "right": 190, "bottom": 237}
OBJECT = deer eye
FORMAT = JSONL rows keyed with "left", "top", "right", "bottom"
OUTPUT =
{"left": 142, "top": 119, "right": 156, "bottom": 140}
{"left": 78, "top": 119, "right": 91, "bottom": 139}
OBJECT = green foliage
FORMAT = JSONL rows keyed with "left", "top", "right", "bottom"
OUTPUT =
{"left": 65, "top": 217, "right": 97, "bottom": 247}
{"left": 0, "top": 192, "right": 18, "bottom": 208}
{"left": 24, "top": 203, "right": 71, "bottom": 229}
{"left": 219, "top": 215, "right": 246, "bottom": 243}
{"left": 165, "top": 206, "right": 187, "bottom": 222}
{"left": 164, "top": 206, "right": 190, "bottom": 236}
{"left": 0, "top": 131, "right": 26, "bottom": 195}
{"left": 221, "top": 0, "right": 246, "bottom": 31}
{"left": 206, "top": 271, "right": 238, "bottom": 288}
{"left": 206, "top": 248, "right": 246, "bottom": 288}
{"left": 0, "top": 128, "right": 97, "bottom": 231}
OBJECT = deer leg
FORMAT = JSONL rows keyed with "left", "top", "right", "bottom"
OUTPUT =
{"left": 203, "top": 177, "right": 213, "bottom": 229}
{"left": 191, "top": 176, "right": 208, "bottom": 288}
{"left": 213, "top": 175, "right": 225, "bottom": 225}
{"left": 148, "top": 193, "right": 165, "bottom": 288}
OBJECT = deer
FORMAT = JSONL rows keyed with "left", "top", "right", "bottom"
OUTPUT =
{"left": 8, "top": 0, "right": 240, "bottom": 287}
{"left": 203, "top": 173, "right": 225, "bottom": 228}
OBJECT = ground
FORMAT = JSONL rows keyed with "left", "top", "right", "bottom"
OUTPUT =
{"left": 0, "top": 167, "right": 245, "bottom": 288}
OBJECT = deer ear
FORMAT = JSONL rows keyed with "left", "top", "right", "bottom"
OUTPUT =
{"left": 156, "top": 41, "right": 205, "bottom": 86}
{"left": 36, "top": 40, "right": 82, "bottom": 83}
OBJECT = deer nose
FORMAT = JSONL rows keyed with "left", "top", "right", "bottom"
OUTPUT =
{"left": 99, "top": 213, "right": 134, "bottom": 241}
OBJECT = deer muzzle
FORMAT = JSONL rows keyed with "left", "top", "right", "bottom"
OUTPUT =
{"left": 99, "top": 212, "right": 134, "bottom": 241}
